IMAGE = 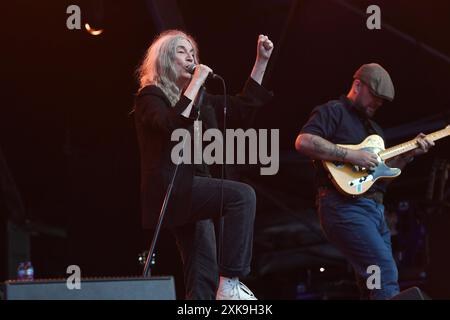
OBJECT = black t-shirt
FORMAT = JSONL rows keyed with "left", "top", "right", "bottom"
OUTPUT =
{"left": 300, "top": 95, "right": 387, "bottom": 194}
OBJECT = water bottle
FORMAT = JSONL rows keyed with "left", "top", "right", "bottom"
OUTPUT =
{"left": 17, "top": 262, "right": 26, "bottom": 280}
{"left": 24, "top": 262, "right": 34, "bottom": 281}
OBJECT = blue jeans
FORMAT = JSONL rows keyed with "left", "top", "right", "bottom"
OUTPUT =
{"left": 317, "top": 189, "right": 400, "bottom": 299}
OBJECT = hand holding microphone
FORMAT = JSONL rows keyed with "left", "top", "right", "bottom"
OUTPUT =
{"left": 183, "top": 64, "right": 219, "bottom": 102}
{"left": 187, "top": 64, "right": 220, "bottom": 83}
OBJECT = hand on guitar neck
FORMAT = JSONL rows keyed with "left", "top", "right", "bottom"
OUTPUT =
{"left": 386, "top": 133, "right": 435, "bottom": 170}
{"left": 411, "top": 133, "right": 435, "bottom": 156}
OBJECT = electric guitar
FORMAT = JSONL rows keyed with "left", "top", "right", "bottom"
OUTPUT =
{"left": 322, "top": 125, "right": 450, "bottom": 195}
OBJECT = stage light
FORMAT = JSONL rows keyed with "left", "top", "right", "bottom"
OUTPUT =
{"left": 84, "top": 0, "right": 105, "bottom": 36}
{"left": 320, "top": 267, "right": 325, "bottom": 272}
{"left": 85, "top": 23, "right": 104, "bottom": 36}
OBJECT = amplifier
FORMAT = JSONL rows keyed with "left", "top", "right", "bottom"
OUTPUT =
{"left": 2, "top": 276, "right": 176, "bottom": 300}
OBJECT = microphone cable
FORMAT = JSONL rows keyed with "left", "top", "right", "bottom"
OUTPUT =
{"left": 215, "top": 75, "right": 227, "bottom": 269}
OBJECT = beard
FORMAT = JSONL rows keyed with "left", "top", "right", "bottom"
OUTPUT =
{"left": 353, "top": 99, "right": 373, "bottom": 118}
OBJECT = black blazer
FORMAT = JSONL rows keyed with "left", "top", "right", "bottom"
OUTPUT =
{"left": 134, "top": 78, "right": 272, "bottom": 229}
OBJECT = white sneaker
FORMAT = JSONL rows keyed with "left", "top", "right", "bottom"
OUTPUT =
{"left": 216, "top": 277, "right": 257, "bottom": 300}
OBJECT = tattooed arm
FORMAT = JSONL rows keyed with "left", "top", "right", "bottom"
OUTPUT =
{"left": 295, "top": 133, "right": 379, "bottom": 168}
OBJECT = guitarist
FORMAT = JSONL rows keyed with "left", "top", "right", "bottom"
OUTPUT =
{"left": 295, "top": 63, "right": 434, "bottom": 299}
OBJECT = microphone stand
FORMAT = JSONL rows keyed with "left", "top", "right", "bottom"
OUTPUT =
{"left": 143, "top": 86, "right": 206, "bottom": 277}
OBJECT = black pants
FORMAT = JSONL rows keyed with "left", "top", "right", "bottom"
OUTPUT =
{"left": 171, "top": 176, "right": 256, "bottom": 299}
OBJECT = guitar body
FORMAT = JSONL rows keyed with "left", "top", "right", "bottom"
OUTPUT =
{"left": 323, "top": 135, "right": 401, "bottom": 195}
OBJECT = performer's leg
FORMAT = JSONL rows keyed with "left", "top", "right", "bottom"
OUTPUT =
{"left": 189, "top": 176, "right": 256, "bottom": 278}
{"left": 317, "top": 193, "right": 400, "bottom": 300}
{"left": 171, "top": 219, "right": 218, "bottom": 300}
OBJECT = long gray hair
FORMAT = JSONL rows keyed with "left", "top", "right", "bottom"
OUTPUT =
{"left": 137, "top": 30, "right": 200, "bottom": 106}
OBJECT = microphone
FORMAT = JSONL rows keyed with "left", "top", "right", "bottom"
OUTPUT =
{"left": 186, "top": 64, "right": 220, "bottom": 80}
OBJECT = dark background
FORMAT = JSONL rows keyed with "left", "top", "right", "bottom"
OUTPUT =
{"left": 1, "top": 0, "right": 449, "bottom": 299}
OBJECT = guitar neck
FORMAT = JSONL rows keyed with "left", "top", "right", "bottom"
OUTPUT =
{"left": 380, "top": 126, "right": 450, "bottom": 161}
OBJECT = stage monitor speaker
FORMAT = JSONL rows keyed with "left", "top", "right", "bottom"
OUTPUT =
{"left": 2, "top": 276, "right": 175, "bottom": 300}
{"left": 390, "top": 286, "right": 431, "bottom": 300}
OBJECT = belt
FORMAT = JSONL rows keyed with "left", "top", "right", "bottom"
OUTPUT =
{"left": 317, "top": 186, "right": 384, "bottom": 204}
